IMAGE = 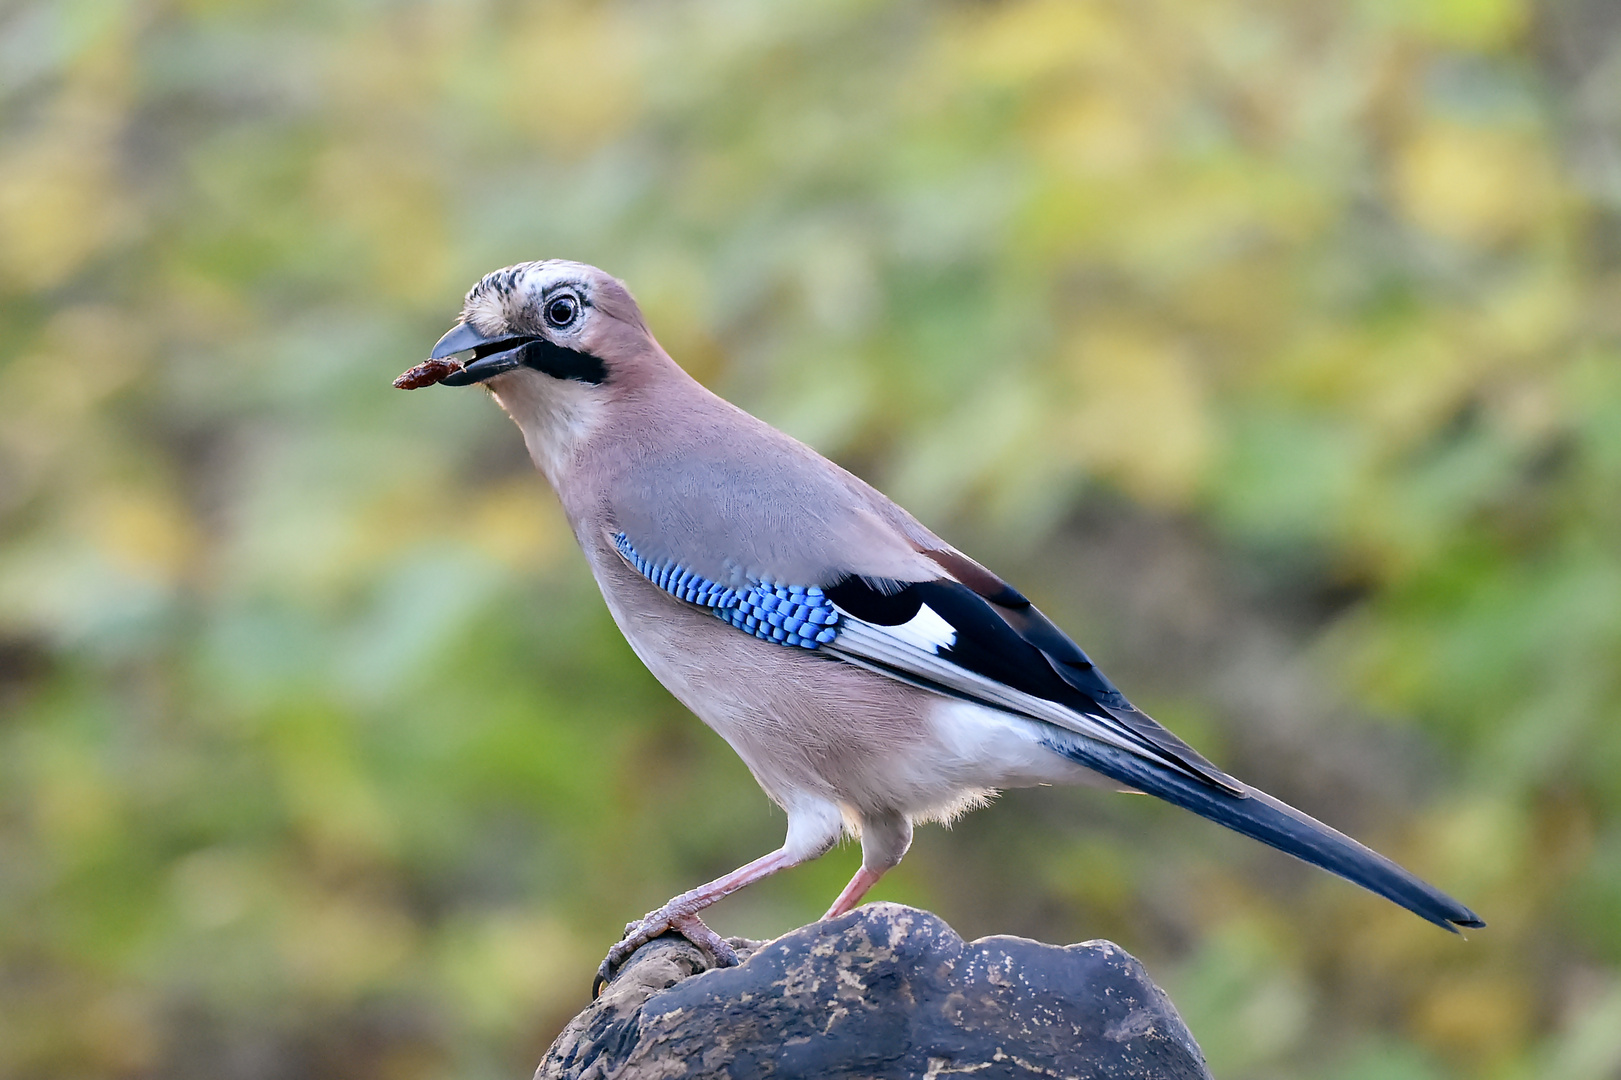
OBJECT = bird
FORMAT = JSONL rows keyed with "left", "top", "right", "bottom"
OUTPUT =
{"left": 403, "top": 259, "right": 1483, "bottom": 993}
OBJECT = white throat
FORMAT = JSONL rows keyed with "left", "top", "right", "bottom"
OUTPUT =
{"left": 488, "top": 370, "right": 605, "bottom": 488}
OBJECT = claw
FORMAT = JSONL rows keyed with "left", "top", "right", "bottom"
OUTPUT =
{"left": 671, "top": 913, "right": 738, "bottom": 967}
{"left": 592, "top": 924, "right": 662, "bottom": 996}
{"left": 590, "top": 911, "right": 741, "bottom": 997}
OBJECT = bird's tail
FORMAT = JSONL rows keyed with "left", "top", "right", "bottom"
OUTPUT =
{"left": 1046, "top": 737, "right": 1484, "bottom": 931}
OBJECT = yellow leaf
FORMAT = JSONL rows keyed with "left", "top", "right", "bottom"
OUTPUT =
{"left": 0, "top": 132, "right": 125, "bottom": 290}
{"left": 87, "top": 489, "right": 197, "bottom": 586}
{"left": 1033, "top": 89, "right": 1153, "bottom": 178}
{"left": 1413, "top": 975, "right": 1532, "bottom": 1064}
{"left": 1064, "top": 322, "right": 1211, "bottom": 505}
{"left": 1361, "top": 0, "right": 1527, "bottom": 51}
{"left": 466, "top": 480, "right": 569, "bottom": 571}
{"left": 948, "top": 0, "right": 1122, "bottom": 86}
{"left": 498, "top": 7, "right": 642, "bottom": 153}
{"left": 1394, "top": 122, "right": 1553, "bottom": 246}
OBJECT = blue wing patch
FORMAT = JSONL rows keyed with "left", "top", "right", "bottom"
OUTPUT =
{"left": 613, "top": 533, "right": 840, "bottom": 649}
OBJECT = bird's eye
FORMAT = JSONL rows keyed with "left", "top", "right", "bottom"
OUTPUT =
{"left": 545, "top": 295, "right": 579, "bottom": 328}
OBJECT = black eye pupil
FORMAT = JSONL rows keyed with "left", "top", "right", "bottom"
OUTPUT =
{"left": 547, "top": 298, "right": 577, "bottom": 326}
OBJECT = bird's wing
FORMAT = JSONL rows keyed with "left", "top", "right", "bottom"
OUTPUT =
{"left": 817, "top": 561, "right": 1246, "bottom": 794}
{"left": 607, "top": 518, "right": 1243, "bottom": 795}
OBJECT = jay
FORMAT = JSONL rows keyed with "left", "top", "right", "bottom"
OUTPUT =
{"left": 403, "top": 260, "right": 1482, "bottom": 991}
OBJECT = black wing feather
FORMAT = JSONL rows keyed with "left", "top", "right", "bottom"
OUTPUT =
{"left": 916, "top": 548, "right": 1240, "bottom": 791}
{"left": 827, "top": 574, "right": 1243, "bottom": 794}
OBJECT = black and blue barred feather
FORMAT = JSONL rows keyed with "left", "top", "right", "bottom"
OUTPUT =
{"left": 614, "top": 533, "right": 840, "bottom": 649}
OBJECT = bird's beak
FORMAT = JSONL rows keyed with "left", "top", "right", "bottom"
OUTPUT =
{"left": 429, "top": 322, "right": 544, "bottom": 387}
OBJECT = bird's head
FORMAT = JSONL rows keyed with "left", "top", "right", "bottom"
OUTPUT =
{"left": 426, "top": 259, "right": 652, "bottom": 389}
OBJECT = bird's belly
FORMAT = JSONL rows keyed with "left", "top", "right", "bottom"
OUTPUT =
{"left": 593, "top": 585, "right": 947, "bottom": 803}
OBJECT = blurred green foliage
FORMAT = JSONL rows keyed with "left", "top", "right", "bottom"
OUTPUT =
{"left": 2, "top": 0, "right": 1619, "bottom": 1077}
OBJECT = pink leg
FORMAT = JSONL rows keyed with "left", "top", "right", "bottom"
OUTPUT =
{"left": 823, "top": 865, "right": 887, "bottom": 919}
{"left": 594, "top": 847, "right": 802, "bottom": 995}
{"left": 823, "top": 811, "right": 910, "bottom": 920}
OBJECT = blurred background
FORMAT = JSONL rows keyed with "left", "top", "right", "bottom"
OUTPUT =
{"left": 2, "top": 0, "right": 1619, "bottom": 1077}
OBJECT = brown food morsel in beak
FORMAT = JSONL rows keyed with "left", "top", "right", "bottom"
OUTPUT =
{"left": 393, "top": 357, "right": 465, "bottom": 389}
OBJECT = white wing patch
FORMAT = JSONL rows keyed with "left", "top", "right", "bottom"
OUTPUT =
{"left": 880, "top": 603, "right": 957, "bottom": 654}
{"left": 827, "top": 615, "right": 1155, "bottom": 764}
{"left": 826, "top": 590, "right": 1240, "bottom": 793}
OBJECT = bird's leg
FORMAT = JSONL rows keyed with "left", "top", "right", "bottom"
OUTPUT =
{"left": 592, "top": 797, "right": 845, "bottom": 996}
{"left": 823, "top": 866, "right": 887, "bottom": 919}
{"left": 823, "top": 809, "right": 912, "bottom": 920}
{"left": 593, "top": 847, "right": 799, "bottom": 995}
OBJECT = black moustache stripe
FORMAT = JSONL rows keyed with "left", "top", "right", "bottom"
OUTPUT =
{"left": 518, "top": 338, "right": 608, "bottom": 385}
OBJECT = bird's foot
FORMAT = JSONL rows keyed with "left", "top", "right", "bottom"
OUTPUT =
{"left": 592, "top": 909, "right": 739, "bottom": 997}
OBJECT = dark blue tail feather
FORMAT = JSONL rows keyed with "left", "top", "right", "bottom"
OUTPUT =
{"left": 1045, "top": 738, "right": 1484, "bottom": 931}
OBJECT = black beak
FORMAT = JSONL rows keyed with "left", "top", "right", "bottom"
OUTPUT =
{"left": 429, "top": 322, "right": 544, "bottom": 386}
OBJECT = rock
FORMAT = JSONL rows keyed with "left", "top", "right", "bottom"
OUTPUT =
{"left": 537, "top": 902, "right": 1210, "bottom": 1080}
